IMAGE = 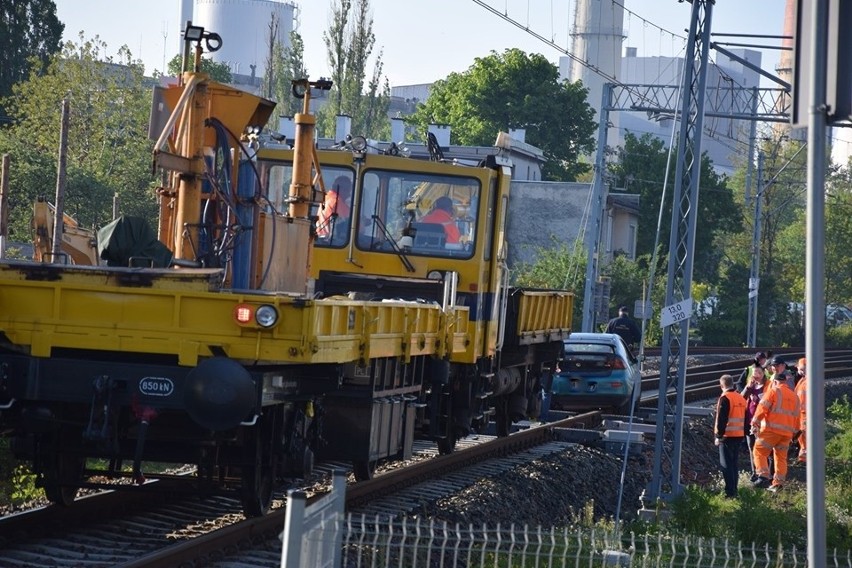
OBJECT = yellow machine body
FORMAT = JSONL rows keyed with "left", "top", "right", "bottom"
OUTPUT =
{"left": 0, "top": 46, "right": 572, "bottom": 517}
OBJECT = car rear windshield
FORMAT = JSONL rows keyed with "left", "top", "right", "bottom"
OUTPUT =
{"left": 562, "top": 344, "right": 617, "bottom": 371}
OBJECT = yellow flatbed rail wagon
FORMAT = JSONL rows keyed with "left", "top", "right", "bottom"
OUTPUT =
{"left": 0, "top": 28, "right": 572, "bottom": 517}
{"left": 0, "top": 262, "right": 464, "bottom": 366}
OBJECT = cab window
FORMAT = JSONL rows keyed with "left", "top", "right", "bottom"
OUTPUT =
{"left": 263, "top": 163, "right": 355, "bottom": 248}
{"left": 357, "top": 170, "right": 480, "bottom": 259}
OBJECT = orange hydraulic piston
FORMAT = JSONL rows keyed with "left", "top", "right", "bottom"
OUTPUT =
{"left": 173, "top": 76, "right": 209, "bottom": 261}
{"left": 288, "top": 93, "right": 317, "bottom": 219}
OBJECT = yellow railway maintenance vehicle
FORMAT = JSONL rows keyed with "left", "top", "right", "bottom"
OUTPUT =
{"left": 0, "top": 29, "right": 572, "bottom": 516}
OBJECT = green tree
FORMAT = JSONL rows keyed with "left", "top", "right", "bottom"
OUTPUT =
{"left": 820, "top": 162, "right": 852, "bottom": 304}
{"left": 698, "top": 134, "right": 812, "bottom": 346}
{"left": 599, "top": 253, "right": 669, "bottom": 345}
{"left": 0, "top": 35, "right": 156, "bottom": 241}
{"left": 408, "top": 49, "right": 597, "bottom": 181}
{"left": 512, "top": 238, "right": 587, "bottom": 331}
{"left": 264, "top": 30, "right": 308, "bottom": 121}
{"left": 319, "top": 0, "right": 390, "bottom": 140}
{"left": 166, "top": 53, "right": 232, "bottom": 83}
{"left": 693, "top": 261, "right": 750, "bottom": 345}
{"left": 608, "top": 132, "right": 742, "bottom": 285}
{"left": 0, "top": 0, "right": 64, "bottom": 120}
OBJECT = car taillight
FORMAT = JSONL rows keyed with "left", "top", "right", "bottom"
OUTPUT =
{"left": 610, "top": 357, "right": 626, "bottom": 370}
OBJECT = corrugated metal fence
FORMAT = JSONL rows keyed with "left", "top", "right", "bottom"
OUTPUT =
{"left": 281, "top": 473, "right": 852, "bottom": 567}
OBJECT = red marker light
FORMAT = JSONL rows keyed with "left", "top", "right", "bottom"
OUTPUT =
{"left": 234, "top": 304, "right": 253, "bottom": 324}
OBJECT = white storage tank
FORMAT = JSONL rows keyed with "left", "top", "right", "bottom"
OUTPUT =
{"left": 191, "top": 0, "right": 296, "bottom": 79}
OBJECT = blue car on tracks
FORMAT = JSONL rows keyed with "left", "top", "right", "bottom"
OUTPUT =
{"left": 548, "top": 333, "right": 641, "bottom": 415}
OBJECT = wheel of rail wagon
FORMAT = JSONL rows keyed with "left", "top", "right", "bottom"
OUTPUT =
{"left": 42, "top": 452, "right": 83, "bottom": 507}
{"left": 240, "top": 420, "right": 276, "bottom": 517}
{"left": 353, "top": 459, "right": 377, "bottom": 481}
{"left": 241, "top": 462, "right": 274, "bottom": 517}
{"left": 436, "top": 429, "right": 457, "bottom": 455}
{"left": 494, "top": 398, "right": 512, "bottom": 438}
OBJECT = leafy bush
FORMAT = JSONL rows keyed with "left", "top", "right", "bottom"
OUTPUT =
{"left": 669, "top": 485, "right": 718, "bottom": 536}
{"left": 730, "top": 485, "right": 807, "bottom": 549}
{"left": 0, "top": 439, "right": 40, "bottom": 507}
{"left": 827, "top": 323, "right": 852, "bottom": 348}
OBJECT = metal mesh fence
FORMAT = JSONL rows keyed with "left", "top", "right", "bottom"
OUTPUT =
{"left": 295, "top": 513, "right": 852, "bottom": 568}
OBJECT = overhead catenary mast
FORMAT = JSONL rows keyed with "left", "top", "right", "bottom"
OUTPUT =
{"left": 645, "top": 0, "right": 714, "bottom": 504}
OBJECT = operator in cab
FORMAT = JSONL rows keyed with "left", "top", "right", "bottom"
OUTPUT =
{"left": 420, "top": 196, "right": 460, "bottom": 245}
{"left": 316, "top": 175, "right": 353, "bottom": 242}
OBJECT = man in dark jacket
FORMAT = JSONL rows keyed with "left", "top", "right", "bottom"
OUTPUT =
{"left": 605, "top": 305, "right": 641, "bottom": 348}
{"left": 715, "top": 373, "right": 747, "bottom": 497}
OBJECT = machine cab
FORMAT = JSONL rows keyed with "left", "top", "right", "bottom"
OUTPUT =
{"left": 254, "top": 148, "right": 512, "bottom": 361}
{"left": 255, "top": 149, "right": 509, "bottom": 293}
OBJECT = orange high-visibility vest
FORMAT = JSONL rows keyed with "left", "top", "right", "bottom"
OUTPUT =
{"left": 795, "top": 376, "right": 807, "bottom": 428}
{"left": 753, "top": 381, "right": 800, "bottom": 437}
{"left": 720, "top": 390, "right": 746, "bottom": 437}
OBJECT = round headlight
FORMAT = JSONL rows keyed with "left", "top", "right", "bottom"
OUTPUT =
{"left": 255, "top": 305, "right": 279, "bottom": 328}
{"left": 350, "top": 135, "right": 368, "bottom": 152}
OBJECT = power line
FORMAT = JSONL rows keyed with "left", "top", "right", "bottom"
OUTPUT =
{"left": 610, "top": 0, "right": 687, "bottom": 43}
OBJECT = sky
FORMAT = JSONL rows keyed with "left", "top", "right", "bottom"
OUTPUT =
{"left": 53, "top": 0, "right": 787, "bottom": 88}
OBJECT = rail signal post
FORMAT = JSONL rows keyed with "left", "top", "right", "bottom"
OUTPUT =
{"left": 792, "top": 0, "right": 849, "bottom": 565}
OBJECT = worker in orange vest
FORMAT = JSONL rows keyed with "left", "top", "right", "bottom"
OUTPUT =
{"left": 714, "top": 374, "right": 747, "bottom": 498}
{"left": 420, "top": 196, "right": 460, "bottom": 244}
{"left": 316, "top": 175, "right": 353, "bottom": 241}
{"left": 793, "top": 357, "right": 808, "bottom": 466}
{"left": 750, "top": 355, "right": 801, "bottom": 493}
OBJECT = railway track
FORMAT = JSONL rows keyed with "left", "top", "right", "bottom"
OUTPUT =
{"left": 3, "top": 349, "right": 852, "bottom": 567}
{"left": 642, "top": 346, "right": 852, "bottom": 357}
{"left": 642, "top": 348, "right": 852, "bottom": 403}
{"left": 0, "top": 411, "right": 600, "bottom": 567}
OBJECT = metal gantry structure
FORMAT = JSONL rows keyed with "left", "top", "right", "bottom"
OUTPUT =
{"left": 582, "top": 0, "right": 791, "bottom": 503}
{"left": 651, "top": 0, "right": 716, "bottom": 503}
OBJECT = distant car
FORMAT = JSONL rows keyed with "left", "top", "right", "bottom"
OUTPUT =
{"left": 548, "top": 333, "right": 641, "bottom": 415}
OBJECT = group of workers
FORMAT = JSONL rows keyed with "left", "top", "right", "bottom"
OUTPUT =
{"left": 714, "top": 352, "right": 808, "bottom": 497}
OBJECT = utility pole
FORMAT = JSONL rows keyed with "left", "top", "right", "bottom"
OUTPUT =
{"left": 51, "top": 96, "right": 70, "bottom": 263}
{"left": 797, "top": 0, "right": 829, "bottom": 564}
{"left": 570, "top": 4, "right": 790, "bottom": 515}
{"left": 0, "top": 154, "right": 9, "bottom": 259}
{"left": 581, "top": 84, "right": 611, "bottom": 333}
{"left": 746, "top": 152, "right": 764, "bottom": 348}
{"left": 744, "top": 88, "right": 759, "bottom": 204}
